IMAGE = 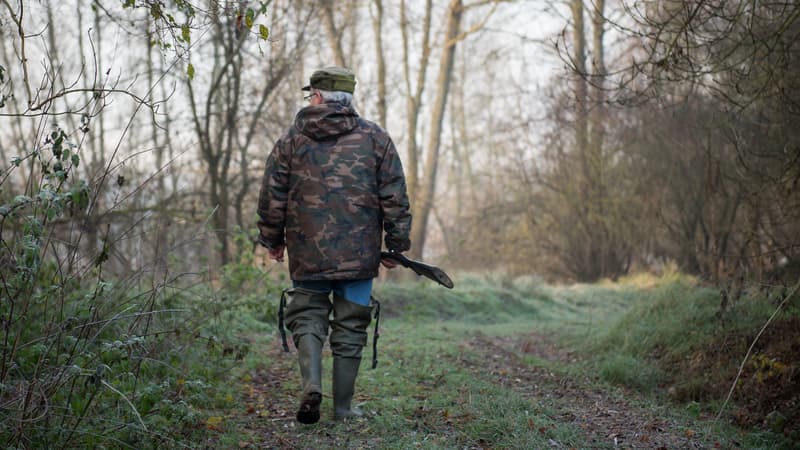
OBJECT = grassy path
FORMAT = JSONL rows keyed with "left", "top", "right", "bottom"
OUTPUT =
{"left": 460, "top": 333, "right": 709, "bottom": 449}
{"left": 224, "top": 325, "right": 736, "bottom": 449}
{"left": 208, "top": 277, "right": 793, "bottom": 449}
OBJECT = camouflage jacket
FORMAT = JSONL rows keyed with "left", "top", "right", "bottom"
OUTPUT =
{"left": 257, "top": 102, "right": 412, "bottom": 281}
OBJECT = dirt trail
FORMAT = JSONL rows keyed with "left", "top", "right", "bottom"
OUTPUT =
{"left": 232, "top": 333, "right": 726, "bottom": 449}
{"left": 233, "top": 341, "right": 377, "bottom": 449}
{"left": 459, "top": 333, "right": 714, "bottom": 449}
{"left": 233, "top": 341, "right": 303, "bottom": 448}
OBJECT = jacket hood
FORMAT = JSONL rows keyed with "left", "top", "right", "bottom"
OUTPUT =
{"left": 294, "top": 102, "right": 359, "bottom": 140}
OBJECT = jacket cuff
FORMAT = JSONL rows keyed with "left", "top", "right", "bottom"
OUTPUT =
{"left": 385, "top": 237, "right": 411, "bottom": 253}
{"left": 258, "top": 234, "right": 284, "bottom": 250}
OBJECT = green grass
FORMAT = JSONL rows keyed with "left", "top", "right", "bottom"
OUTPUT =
{"left": 375, "top": 274, "right": 550, "bottom": 324}
{"left": 366, "top": 273, "right": 795, "bottom": 448}
{"left": 26, "top": 267, "right": 788, "bottom": 448}
{"left": 578, "top": 277, "right": 789, "bottom": 391}
{"left": 281, "top": 320, "right": 586, "bottom": 449}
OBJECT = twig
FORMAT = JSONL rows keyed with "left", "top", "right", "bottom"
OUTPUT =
{"left": 2, "top": 0, "right": 33, "bottom": 104}
{"left": 101, "top": 380, "right": 147, "bottom": 432}
{"left": 715, "top": 278, "right": 800, "bottom": 423}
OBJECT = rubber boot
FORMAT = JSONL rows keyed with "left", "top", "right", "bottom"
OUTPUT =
{"left": 329, "top": 296, "right": 373, "bottom": 420}
{"left": 295, "top": 335, "right": 323, "bottom": 424}
{"left": 284, "top": 288, "right": 332, "bottom": 424}
{"left": 333, "top": 356, "right": 364, "bottom": 419}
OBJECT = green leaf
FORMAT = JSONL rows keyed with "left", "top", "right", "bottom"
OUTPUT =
{"left": 150, "top": 3, "right": 162, "bottom": 20}
{"left": 46, "top": 206, "right": 57, "bottom": 221}
{"left": 259, "top": 24, "right": 269, "bottom": 40}
{"left": 13, "top": 195, "right": 32, "bottom": 205}
{"left": 187, "top": 63, "right": 195, "bottom": 81}
{"left": 72, "top": 153, "right": 80, "bottom": 168}
{"left": 245, "top": 8, "right": 255, "bottom": 29}
{"left": 122, "top": 0, "right": 135, "bottom": 8}
{"left": 181, "top": 24, "right": 191, "bottom": 44}
{"left": 70, "top": 181, "right": 90, "bottom": 210}
{"left": 177, "top": 0, "right": 196, "bottom": 18}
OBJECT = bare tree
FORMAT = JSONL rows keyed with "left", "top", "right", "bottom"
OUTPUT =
{"left": 185, "top": 1, "right": 312, "bottom": 266}
{"left": 370, "top": 0, "right": 387, "bottom": 127}
{"left": 409, "top": 0, "right": 464, "bottom": 258}
{"left": 320, "top": 0, "right": 359, "bottom": 68}
{"left": 406, "top": 0, "right": 503, "bottom": 258}
{"left": 400, "top": 0, "right": 433, "bottom": 211}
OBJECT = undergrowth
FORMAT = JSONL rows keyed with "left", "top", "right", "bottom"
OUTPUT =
{"left": 0, "top": 255, "right": 281, "bottom": 448}
{"left": 0, "top": 124, "right": 282, "bottom": 448}
{"left": 565, "top": 274, "right": 800, "bottom": 445}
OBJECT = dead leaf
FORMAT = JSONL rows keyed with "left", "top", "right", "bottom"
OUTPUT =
{"left": 204, "top": 415, "right": 224, "bottom": 432}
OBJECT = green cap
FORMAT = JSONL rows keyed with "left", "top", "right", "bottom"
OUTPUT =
{"left": 301, "top": 66, "right": 357, "bottom": 94}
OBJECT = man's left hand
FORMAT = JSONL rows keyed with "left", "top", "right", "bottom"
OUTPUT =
{"left": 268, "top": 245, "right": 285, "bottom": 262}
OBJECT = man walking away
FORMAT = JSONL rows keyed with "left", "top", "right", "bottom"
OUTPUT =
{"left": 257, "top": 66, "right": 412, "bottom": 424}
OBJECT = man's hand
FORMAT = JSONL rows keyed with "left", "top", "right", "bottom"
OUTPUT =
{"left": 268, "top": 244, "right": 285, "bottom": 262}
{"left": 380, "top": 255, "right": 398, "bottom": 269}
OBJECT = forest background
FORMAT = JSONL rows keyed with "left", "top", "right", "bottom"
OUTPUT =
{"left": 1, "top": 0, "right": 798, "bottom": 448}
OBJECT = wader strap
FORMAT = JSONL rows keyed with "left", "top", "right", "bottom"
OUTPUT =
{"left": 371, "top": 298, "right": 381, "bottom": 369}
{"left": 278, "top": 289, "right": 290, "bottom": 352}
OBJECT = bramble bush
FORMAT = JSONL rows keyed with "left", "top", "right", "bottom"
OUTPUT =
{"left": 0, "top": 126, "right": 280, "bottom": 448}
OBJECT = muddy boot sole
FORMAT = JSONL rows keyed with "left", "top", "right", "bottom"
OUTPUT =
{"left": 296, "top": 392, "right": 322, "bottom": 424}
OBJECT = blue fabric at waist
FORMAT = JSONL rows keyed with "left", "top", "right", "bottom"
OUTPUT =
{"left": 292, "top": 278, "right": 373, "bottom": 306}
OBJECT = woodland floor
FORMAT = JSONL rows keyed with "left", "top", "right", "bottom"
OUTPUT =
{"left": 222, "top": 332, "right": 740, "bottom": 449}
{"left": 192, "top": 277, "right": 799, "bottom": 449}
{"left": 458, "top": 333, "right": 712, "bottom": 449}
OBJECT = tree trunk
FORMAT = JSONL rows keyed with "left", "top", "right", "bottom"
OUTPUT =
{"left": 589, "top": 0, "right": 609, "bottom": 276}
{"left": 400, "top": 0, "right": 433, "bottom": 207}
{"left": 571, "top": 0, "right": 588, "bottom": 177}
{"left": 409, "top": 0, "right": 463, "bottom": 258}
{"left": 371, "top": 0, "right": 387, "bottom": 127}
{"left": 321, "top": 0, "right": 347, "bottom": 67}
